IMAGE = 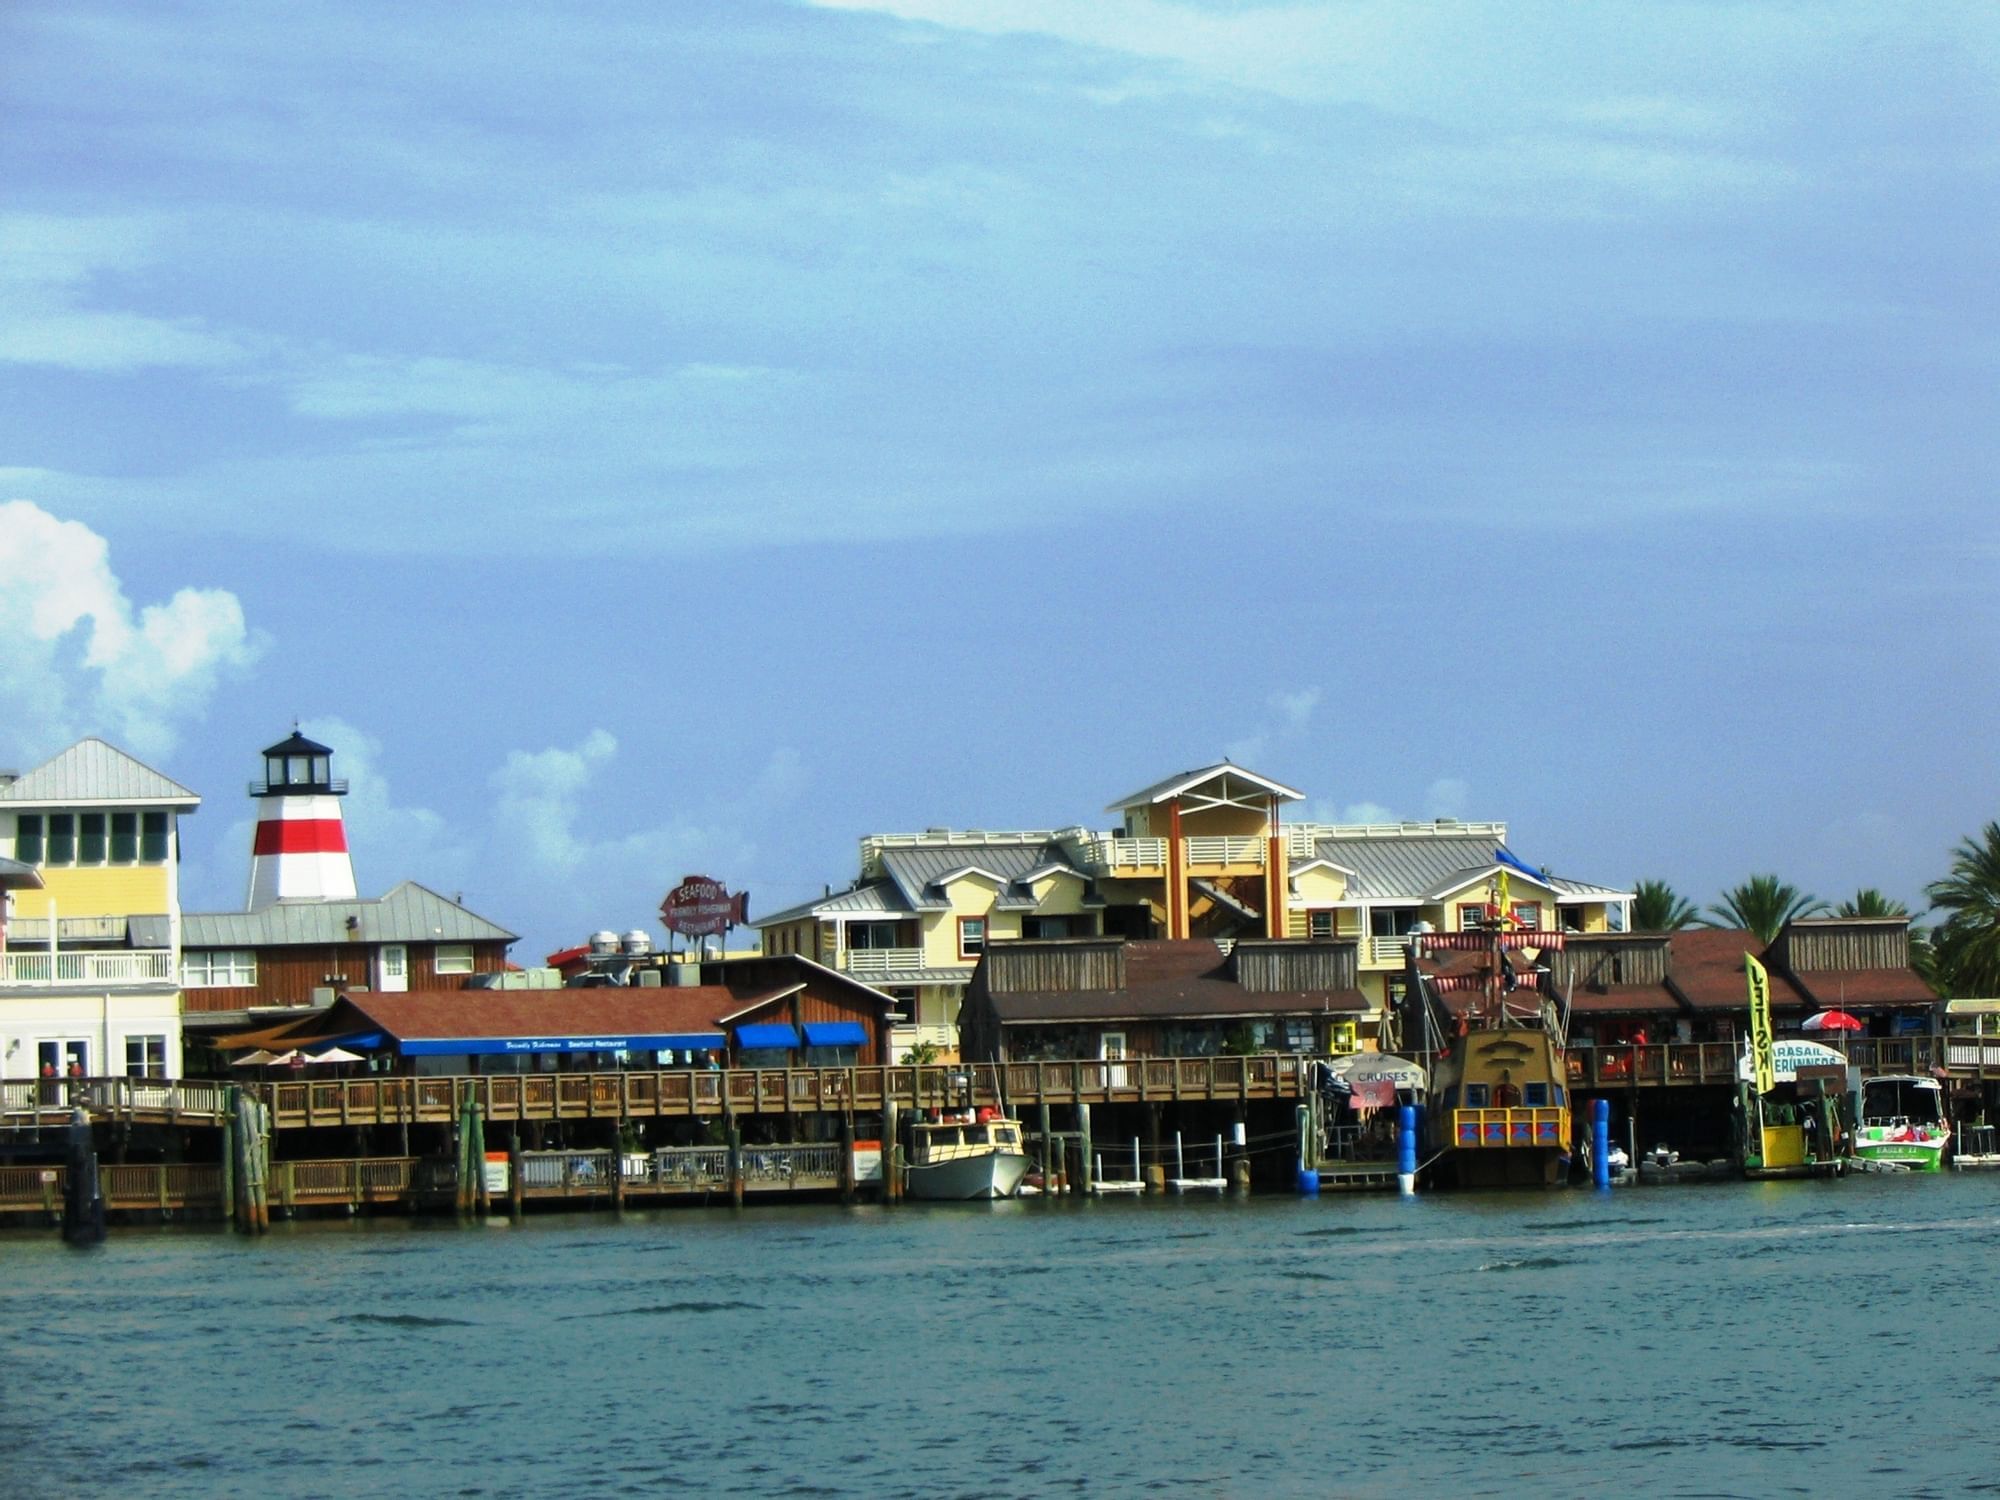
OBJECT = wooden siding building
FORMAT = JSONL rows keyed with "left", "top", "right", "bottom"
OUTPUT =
{"left": 958, "top": 936, "right": 1370, "bottom": 1064}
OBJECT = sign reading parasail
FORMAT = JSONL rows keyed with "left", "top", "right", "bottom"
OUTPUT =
{"left": 660, "top": 875, "right": 748, "bottom": 938}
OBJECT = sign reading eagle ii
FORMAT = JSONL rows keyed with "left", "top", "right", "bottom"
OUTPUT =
{"left": 660, "top": 875, "right": 748, "bottom": 938}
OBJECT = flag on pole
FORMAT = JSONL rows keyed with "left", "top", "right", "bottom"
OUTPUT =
{"left": 1493, "top": 847, "right": 1548, "bottom": 884}
{"left": 1745, "top": 953, "right": 1776, "bottom": 1095}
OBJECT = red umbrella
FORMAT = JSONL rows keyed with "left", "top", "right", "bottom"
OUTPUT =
{"left": 1802, "top": 1010, "right": 1863, "bottom": 1033}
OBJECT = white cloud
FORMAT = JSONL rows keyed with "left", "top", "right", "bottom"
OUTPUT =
{"left": 490, "top": 729, "right": 621, "bottom": 875}
{"left": 0, "top": 500, "right": 262, "bottom": 762}
{"left": 298, "top": 717, "right": 471, "bottom": 898}
{"left": 1272, "top": 687, "right": 1320, "bottom": 732}
{"left": 0, "top": 214, "right": 245, "bottom": 373}
{"left": 1424, "top": 778, "right": 1470, "bottom": 820}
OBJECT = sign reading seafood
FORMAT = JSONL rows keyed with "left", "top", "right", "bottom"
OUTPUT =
{"left": 660, "top": 875, "right": 748, "bottom": 937}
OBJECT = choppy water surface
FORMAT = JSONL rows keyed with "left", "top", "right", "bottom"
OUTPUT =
{"left": 6, "top": 1175, "right": 2000, "bottom": 1499}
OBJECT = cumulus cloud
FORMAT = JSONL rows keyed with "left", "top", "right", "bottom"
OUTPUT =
{"left": 1424, "top": 778, "right": 1471, "bottom": 820}
{"left": 491, "top": 729, "right": 620, "bottom": 875}
{"left": 0, "top": 500, "right": 262, "bottom": 762}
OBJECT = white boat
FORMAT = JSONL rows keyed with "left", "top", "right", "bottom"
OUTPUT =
{"left": 1854, "top": 1074, "right": 1951, "bottom": 1173}
{"left": 904, "top": 1114, "right": 1030, "bottom": 1200}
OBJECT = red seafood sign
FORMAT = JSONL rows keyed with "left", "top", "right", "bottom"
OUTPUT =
{"left": 660, "top": 876, "right": 748, "bottom": 937}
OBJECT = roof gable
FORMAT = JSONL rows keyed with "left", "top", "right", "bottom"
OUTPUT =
{"left": 0, "top": 738, "right": 198, "bottom": 806}
{"left": 1107, "top": 762, "right": 1304, "bottom": 811}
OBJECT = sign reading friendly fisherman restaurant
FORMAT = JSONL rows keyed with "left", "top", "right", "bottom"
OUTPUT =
{"left": 660, "top": 875, "right": 749, "bottom": 938}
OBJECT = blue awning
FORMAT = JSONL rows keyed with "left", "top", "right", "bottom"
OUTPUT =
{"left": 735, "top": 1023, "right": 801, "bottom": 1050}
{"left": 399, "top": 1031, "right": 725, "bottom": 1057}
{"left": 802, "top": 1021, "right": 867, "bottom": 1047}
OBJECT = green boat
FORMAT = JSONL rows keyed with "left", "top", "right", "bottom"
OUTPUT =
{"left": 1853, "top": 1074, "right": 1950, "bottom": 1172}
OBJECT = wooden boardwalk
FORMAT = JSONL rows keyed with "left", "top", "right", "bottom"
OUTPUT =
{"left": 5, "top": 1040, "right": 1995, "bottom": 1140}
{"left": 0, "top": 1144, "right": 848, "bottom": 1221}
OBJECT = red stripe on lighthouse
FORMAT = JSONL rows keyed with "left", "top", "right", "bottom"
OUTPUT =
{"left": 252, "top": 819, "right": 349, "bottom": 855}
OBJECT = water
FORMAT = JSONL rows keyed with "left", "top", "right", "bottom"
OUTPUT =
{"left": 6, "top": 1176, "right": 2000, "bottom": 1499}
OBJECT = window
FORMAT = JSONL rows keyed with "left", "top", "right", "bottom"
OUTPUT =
{"left": 14, "top": 814, "right": 42, "bottom": 864}
{"left": 111, "top": 812, "right": 138, "bottom": 863}
{"left": 957, "top": 916, "right": 986, "bottom": 960}
{"left": 847, "top": 922, "right": 899, "bottom": 950}
{"left": 1457, "top": 903, "right": 1489, "bottom": 932}
{"left": 1282, "top": 1018, "right": 1316, "bottom": 1052}
{"left": 1308, "top": 910, "right": 1334, "bottom": 940}
{"left": 125, "top": 1035, "right": 167, "bottom": 1079}
{"left": 1510, "top": 902, "right": 1542, "bottom": 930}
{"left": 1023, "top": 915, "right": 1080, "bottom": 939}
{"left": 47, "top": 814, "right": 74, "bottom": 865}
{"left": 1523, "top": 1082, "right": 1550, "bottom": 1107}
{"left": 183, "top": 950, "right": 257, "bottom": 987}
{"left": 79, "top": 812, "right": 106, "bottom": 864}
{"left": 1464, "top": 1083, "right": 1490, "bottom": 1108}
{"left": 141, "top": 811, "right": 169, "bottom": 863}
{"left": 434, "top": 944, "right": 474, "bottom": 975}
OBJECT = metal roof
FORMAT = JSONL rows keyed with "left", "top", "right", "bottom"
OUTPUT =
{"left": 878, "top": 841, "right": 1076, "bottom": 912}
{"left": 1106, "top": 762, "right": 1304, "bottom": 811}
{"left": 1313, "top": 834, "right": 1624, "bottom": 905}
{"left": 183, "top": 880, "right": 517, "bottom": 947}
{"left": 753, "top": 880, "right": 913, "bottom": 926}
{"left": 0, "top": 738, "right": 199, "bottom": 807}
{"left": 0, "top": 855, "right": 44, "bottom": 890}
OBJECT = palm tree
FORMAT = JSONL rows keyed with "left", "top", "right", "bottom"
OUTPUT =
{"left": 1927, "top": 822, "right": 2000, "bottom": 998}
{"left": 1837, "top": 888, "right": 1909, "bottom": 919}
{"left": 1631, "top": 879, "right": 1699, "bottom": 931}
{"left": 1705, "top": 875, "right": 1828, "bottom": 945}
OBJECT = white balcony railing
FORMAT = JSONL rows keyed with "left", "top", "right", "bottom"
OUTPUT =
{"left": 1184, "top": 835, "right": 1266, "bottom": 867}
{"left": 1366, "top": 935, "right": 1414, "bottom": 966}
{"left": 888, "top": 1023, "right": 959, "bottom": 1063}
{"left": 841, "top": 947, "right": 928, "bottom": 977}
{"left": 0, "top": 950, "right": 175, "bottom": 986}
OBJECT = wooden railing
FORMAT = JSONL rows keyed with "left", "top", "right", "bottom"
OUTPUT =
{"left": 0, "top": 1162, "right": 223, "bottom": 1216}
{"left": 0, "top": 1076, "right": 230, "bottom": 1123}
{"left": 1565, "top": 1037, "right": 1956, "bottom": 1089}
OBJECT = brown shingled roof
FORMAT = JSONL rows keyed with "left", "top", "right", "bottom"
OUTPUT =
{"left": 1790, "top": 968, "right": 1937, "bottom": 1010}
{"left": 1666, "top": 930, "right": 1809, "bottom": 1011}
{"left": 988, "top": 938, "right": 1367, "bottom": 1023}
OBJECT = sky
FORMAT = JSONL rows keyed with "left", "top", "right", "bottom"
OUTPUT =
{"left": 1, "top": 0, "right": 1994, "bottom": 962}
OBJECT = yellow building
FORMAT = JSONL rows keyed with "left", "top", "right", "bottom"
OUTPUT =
{"left": 756, "top": 762, "right": 1631, "bottom": 1059}
{"left": 0, "top": 738, "right": 200, "bottom": 1079}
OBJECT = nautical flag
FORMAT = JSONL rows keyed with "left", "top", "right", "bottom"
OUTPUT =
{"left": 1494, "top": 846, "right": 1547, "bottom": 884}
{"left": 1745, "top": 953, "right": 1776, "bottom": 1095}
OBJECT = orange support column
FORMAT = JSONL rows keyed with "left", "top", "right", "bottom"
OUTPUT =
{"left": 1265, "top": 792, "right": 1287, "bottom": 938}
{"left": 1166, "top": 800, "right": 1187, "bottom": 940}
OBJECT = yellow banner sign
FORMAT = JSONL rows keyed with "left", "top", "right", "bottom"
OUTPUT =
{"left": 1746, "top": 953, "right": 1776, "bottom": 1095}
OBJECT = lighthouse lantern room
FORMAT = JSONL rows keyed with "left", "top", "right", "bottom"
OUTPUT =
{"left": 246, "top": 731, "right": 358, "bottom": 909}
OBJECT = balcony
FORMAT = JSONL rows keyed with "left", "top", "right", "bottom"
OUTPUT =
{"left": 1, "top": 950, "right": 175, "bottom": 986}
{"left": 1363, "top": 935, "right": 1414, "bottom": 967}
{"left": 840, "top": 947, "right": 928, "bottom": 978}
{"left": 1183, "top": 835, "right": 1266, "bottom": 868}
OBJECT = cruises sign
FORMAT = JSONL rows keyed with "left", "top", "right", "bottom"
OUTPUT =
{"left": 660, "top": 875, "right": 748, "bottom": 937}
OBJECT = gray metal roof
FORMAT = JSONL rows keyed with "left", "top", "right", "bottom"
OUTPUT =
{"left": 1312, "top": 834, "right": 1622, "bottom": 905}
{"left": 754, "top": 881, "right": 913, "bottom": 926}
{"left": 878, "top": 841, "right": 1076, "bottom": 911}
{"left": 183, "top": 880, "right": 516, "bottom": 947}
{"left": 0, "top": 855, "right": 44, "bottom": 890}
{"left": 0, "top": 738, "right": 198, "bottom": 806}
{"left": 1106, "top": 762, "right": 1303, "bottom": 811}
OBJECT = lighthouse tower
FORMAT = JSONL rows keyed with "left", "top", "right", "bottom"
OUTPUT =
{"left": 246, "top": 731, "right": 358, "bottom": 910}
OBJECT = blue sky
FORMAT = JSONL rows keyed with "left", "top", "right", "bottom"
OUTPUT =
{"left": 1, "top": 1, "right": 1993, "bottom": 960}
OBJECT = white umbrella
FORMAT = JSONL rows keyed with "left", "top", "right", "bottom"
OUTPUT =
{"left": 232, "top": 1049, "right": 280, "bottom": 1066}
{"left": 304, "top": 1046, "right": 363, "bottom": 1064}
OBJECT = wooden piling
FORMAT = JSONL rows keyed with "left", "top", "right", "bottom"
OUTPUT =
{"left": 508, "top": 1139, "right": 525, "bottom": 1222}
{"left": 839, "top": 1116, "right": 856, "bottom": 1204}
{"left": 1078, "top": 1104, "right": 1094, "bottom": 1195}
{"left": 882, "top": 1100, "right": 901, "bottom": 1203}
{"left": 726, "top": 1121, "right": 744, "bottom": 1208}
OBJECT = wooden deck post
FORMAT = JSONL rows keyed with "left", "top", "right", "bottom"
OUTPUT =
{"left": 727, "top": 1121, "right": 744, "bottom": 1208}
{"left": 508, "top": 1137, "right": 525, "bottom": 1222}
{"left": 839, "top": 1115, "right": 856, "bottom": 1203}
{"left": 1038, "top": 1102, "right": 1054, "bottom": 1186}
{"left": 1078, "top": 1103, "right": 1094, "bottom": 1194}
{"left": 882, "top": 1100, "right": 901, "bottom": 1203}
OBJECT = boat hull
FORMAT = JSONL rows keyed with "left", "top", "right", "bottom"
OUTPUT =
{"left": 905, "top": 1149, "right": 1030, "bottom": 1200}
{"left": 1854, "top": 1134, "right": 1948, "bottom": 1172}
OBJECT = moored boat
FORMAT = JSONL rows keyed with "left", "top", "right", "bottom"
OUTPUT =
{"left": 1853, "top": 1074, "right": 1950, "bottom": 1172}
{"left": 904, "top": 1112, "right": 1030, "bottom": 1199}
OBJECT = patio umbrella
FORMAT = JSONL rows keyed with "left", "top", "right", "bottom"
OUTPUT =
{"left": 232, "top": 1050, "right": 280, "bottom": 1066}
{"left": 303, "top": 1046, "right": 363, "bottom": 1064}
{"left": 1802, "top": 1010, "right": 1863, "bottom": 1033}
